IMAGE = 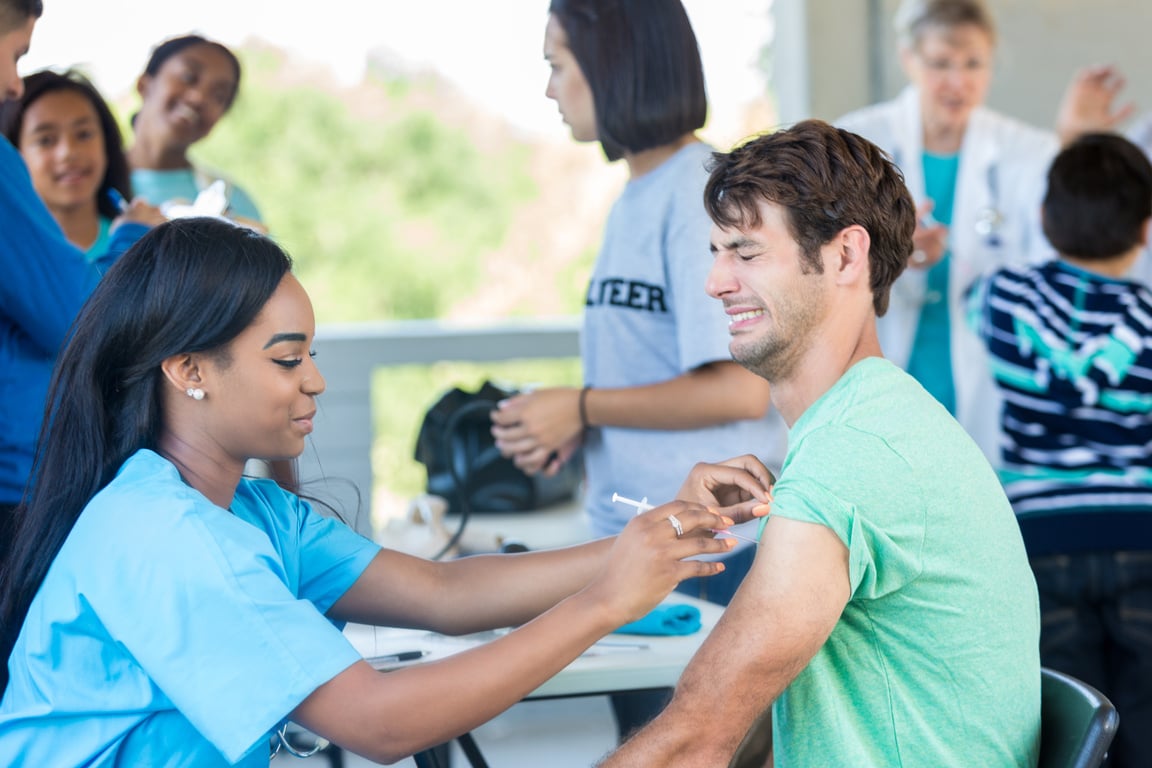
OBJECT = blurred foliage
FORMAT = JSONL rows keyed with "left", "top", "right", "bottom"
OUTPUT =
{"left": 117, "top": 45, "right": 588, "bottom": 515}
{"left": 186, "top": 46, "right": 540, "bottom": 322}
{"left": 373, "top": 358, "right": 583, "bottom": 521}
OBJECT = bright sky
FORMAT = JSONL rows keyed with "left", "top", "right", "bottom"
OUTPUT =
{"left": 21, "top": 0, "right": 774, "bottom": 140}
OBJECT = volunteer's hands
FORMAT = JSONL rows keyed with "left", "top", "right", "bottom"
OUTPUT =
{"left": 490, "top": 387, "right": 584, "bottom": 475}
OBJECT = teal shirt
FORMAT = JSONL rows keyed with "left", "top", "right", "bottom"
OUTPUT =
{"left": 763, "top": 358, "right": 1040, "bottom": 767}
{"left": 906, "top": 151, "right": 959, "bottom": 413}
{"left": 131, "top": 167, "right": 262, "bottom": 223}
{"left": 82, "top": 216, "right": 112, "bottom": 263}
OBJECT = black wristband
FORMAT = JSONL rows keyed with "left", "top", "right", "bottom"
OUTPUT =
{"left": 578, "top": 385, "right": 592, "bottom": 430}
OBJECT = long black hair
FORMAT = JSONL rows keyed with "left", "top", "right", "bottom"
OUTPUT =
{"left": 0, "top": 68, "right": 132, "bottom": 219}
{"left": 0, "top": 217, "right": 291, "bottom": 693}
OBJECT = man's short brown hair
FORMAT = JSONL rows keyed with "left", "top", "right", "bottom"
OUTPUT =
{"left": 704, "top": 119, "right": 915, "bottom": 316}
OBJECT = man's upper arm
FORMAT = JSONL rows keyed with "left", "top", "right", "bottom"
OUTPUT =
{"left": 657, "top": 515, "right": 850, "bottom": 763}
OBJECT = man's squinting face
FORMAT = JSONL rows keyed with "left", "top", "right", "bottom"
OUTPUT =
{"left": 0, "top": 16, "right": 35, "bottom": 102}
{"left": 706, "top": 202, "right": 829, "bottom": 382}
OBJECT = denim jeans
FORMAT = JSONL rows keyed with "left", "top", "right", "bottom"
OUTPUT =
{"left": 1030, "top": 550, "right": 1152, "bottom": 768}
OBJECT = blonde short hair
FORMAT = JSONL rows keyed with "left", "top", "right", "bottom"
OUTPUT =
{"left": 894, "top": 0, "right": 996, "bottom": 50}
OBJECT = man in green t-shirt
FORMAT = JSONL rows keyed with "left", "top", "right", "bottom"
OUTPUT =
{"left": 600, "top": 119, "right": 1041, "bottom": 767}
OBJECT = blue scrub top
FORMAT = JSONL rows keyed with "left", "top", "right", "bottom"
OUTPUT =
{"left": 0, "top": 449, "right": 380, "bottom": 766}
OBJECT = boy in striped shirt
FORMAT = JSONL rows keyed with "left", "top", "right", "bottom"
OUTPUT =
{"left": 966, "top": 132, "right": 1152, "bottom": 768}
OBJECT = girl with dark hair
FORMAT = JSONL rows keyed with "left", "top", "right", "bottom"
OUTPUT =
{"left": 0, "top": 0, "right": 156, "bottom": 536}
{"left": 491, "top": 0, "right": 784, "bottom": 740}
{"left": 127, "top": 34, "right": 264, "bottom": 228}
{"left": 493, "top": 0, "right": 782, "bottom": 596}
{"left": 0, "top": 68, "right": 158, "bottom": 259}
{"left": 0, "top": 217, "right": 743, "bottom": 766}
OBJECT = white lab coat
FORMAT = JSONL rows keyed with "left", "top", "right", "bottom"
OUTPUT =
{"left": 1125, "top": 112, "right": 1152, "bottom": 286}
{"left": 837, "top": 86, "right": 1059, "bottom": 465}
{"left": 1127, "top": 111, "right": 1152, "bottom": 157}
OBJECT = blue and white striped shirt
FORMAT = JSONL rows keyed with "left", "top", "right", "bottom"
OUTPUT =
{"left": 966, "top": 260, "right": 1152, "bottom": 552}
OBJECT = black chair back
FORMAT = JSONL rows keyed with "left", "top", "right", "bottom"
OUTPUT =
{"left": 1039, "top": 667, "right": 1119, "bottom": 768}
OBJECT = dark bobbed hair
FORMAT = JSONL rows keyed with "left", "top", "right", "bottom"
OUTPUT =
{"left": 142, "top": 34, "right": 242, "bottom": 110}
{"left": 549, "top": 0, "right": 707, "bottom": 162}
{"left": 704, "top": 120, "right": 916, "bottom": 316}
{"left": 0, "top": 217, "right": 291, "bottom": 693}
{"left": 0, "top": 68, "right": 132, "bottom": 219}
{"left": 0, "top": 0, "right": 41, "bottom": 33}
{"left": 1042, "top": 133, "right": 1152, "bottom": 261}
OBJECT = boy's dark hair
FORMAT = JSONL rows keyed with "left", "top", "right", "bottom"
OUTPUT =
{"left": 1042, "top": 133, "right": 1152, "bottom": 261}
{"left": 704, "top": 120, "right": 915, "bottom": 316}
{"left": 0, "top": 0, "right": 41, "bottom": 33}
{"left": 548, "top": 0, "right": 706, "bottom": 162}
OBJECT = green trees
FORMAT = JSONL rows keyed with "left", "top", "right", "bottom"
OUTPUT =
{"left": 188, "top": 46, "right": 540, "bottom": 322}
{"left": 146, "top": 45, "right": 596, "bottom": 519}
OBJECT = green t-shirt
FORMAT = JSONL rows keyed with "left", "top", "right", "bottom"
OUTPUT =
{"left": 765, "top": 357, "right": 1040, "bottom": 767}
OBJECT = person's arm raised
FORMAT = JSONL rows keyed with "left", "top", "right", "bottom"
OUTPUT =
{"left": 301, "top": 504, "right": 736, "bottom": 763}
{"left": 1055, "top": 64, "right": 1136, "bottom": 145}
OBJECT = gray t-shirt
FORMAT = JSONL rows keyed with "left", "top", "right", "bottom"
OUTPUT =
{"left": 581, "top": 141, "right": 786, "bottom": 536}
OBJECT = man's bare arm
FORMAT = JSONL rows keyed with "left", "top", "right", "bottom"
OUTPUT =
{"left": 599, "top": 515, "right": 851, "bottom": 766}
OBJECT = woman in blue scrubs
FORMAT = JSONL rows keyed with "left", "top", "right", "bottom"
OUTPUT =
{"left": 0, "top": 217, "right": 750, "bottom": 766}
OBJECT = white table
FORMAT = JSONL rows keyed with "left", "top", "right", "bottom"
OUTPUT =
{"left": 342, "top": 594, "right": 724, "bottom": 765}
{"left": 375, "top": 496, "right": 593, "bottom": 558}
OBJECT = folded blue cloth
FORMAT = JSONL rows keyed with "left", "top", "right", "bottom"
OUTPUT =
{"left": 614, "top": 603, "right": 701, "bottom": 636}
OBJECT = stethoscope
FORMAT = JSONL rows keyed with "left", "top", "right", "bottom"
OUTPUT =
{"left": 269, "top": 722, "right": 329, "bottom": 759}
{"left": 973, "top": 163, "right": 1004, "bottom": 249}
{"left": 889, "top": 147, "right": 1005, "bottom": 310}
{"left": 891, "top": 148, "right": 1005, "bottom": 250}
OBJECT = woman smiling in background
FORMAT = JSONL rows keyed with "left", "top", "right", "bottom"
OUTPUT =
{"left": 126, "top": 34, "right": 263, "bottom": 228}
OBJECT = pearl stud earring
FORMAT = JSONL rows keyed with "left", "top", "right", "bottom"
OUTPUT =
{"left": 186, "top": 388, "right": 205, "bottom": 401}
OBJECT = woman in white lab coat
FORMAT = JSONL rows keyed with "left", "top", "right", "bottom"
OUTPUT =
{"left": 837, "top": 0, "right": 1057, "bottom": 464}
